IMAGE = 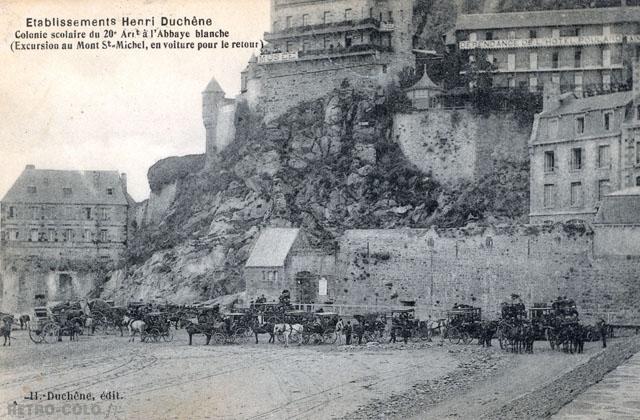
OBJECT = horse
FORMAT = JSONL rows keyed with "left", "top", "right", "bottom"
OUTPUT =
{"left": 1, "top": 316, "right": 14, "bottom": 346}
{"left": 479, "top": 320, "right": 498, "bottom": 347}
{"left": 123, "top": 315, "right": 146, "bottom": 342}
{"left": 19, "top": 314, "right": 30, "bottom": 330}
{"left": 427, "top": 319, "right": 448, "bottom": 345}
{"left": 250, "top": 319, "right": 275, "bottom": 344}
{"left": 273, "top": 323, "right": 303, "bottom": 347}
{"left": 184, "top": 318, "right": 217, "bottom": 345}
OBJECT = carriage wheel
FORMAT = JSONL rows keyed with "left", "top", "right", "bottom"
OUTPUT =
{"left": 162, "top": 331, "right": 174, "bottom": 342}
{"left": 289, "top": 330, "right": 301, "bottom": 344}
{"left": 448, "top": 327, "right": 461, "bottom": 344}
{"left": 212, "top": 332, "right": 225, "bottom": 345}
{"left": 233, "top": 328, "right": 249, "bottom": 344}
{"left": 28, "top": 325, "right": 45, "bottom": 344}
{"left": 461, "top": 332, "right": 472, "bottom": 345}
{"left": 276, "top": 331, "right": 286, "bottom": 343}
{"left": 322, "top": 331, "right": 337, "bottom": 344}
{"left": 410, "top": 328, "right": 421, "bottom": 343}
{"left": 42, "top": 323, "right": 61, "bottom": 344}
{"left": 149, "top": 329, "right": 160, "bottom": 342}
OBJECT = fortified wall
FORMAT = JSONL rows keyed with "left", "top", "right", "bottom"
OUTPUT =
{"left": 393, "top": 110, "right": 531, "bottom": 183}
{"left": 330, "top": 226, "right": 640, "bottom": 323}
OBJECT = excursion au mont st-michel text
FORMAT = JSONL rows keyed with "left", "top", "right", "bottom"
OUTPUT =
{"left": 10, "top": 16, "right": 263, "bottom": 52}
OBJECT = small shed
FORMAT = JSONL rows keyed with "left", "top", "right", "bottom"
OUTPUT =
{"left": 405, "top": 67, "right": 444, "bottom": 110}
{"left": 593, "top": 187, "right": 640, "bottom": 256}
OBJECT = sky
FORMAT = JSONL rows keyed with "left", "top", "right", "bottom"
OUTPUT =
{"left": 0, "top": 0, "right": 270, "bottom": 201}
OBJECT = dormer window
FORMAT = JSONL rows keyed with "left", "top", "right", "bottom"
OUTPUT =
{"left": 27, "top": 186, "right": 36, "bottom": 194}
{"left": 63, "top": 187, "right": 72, "bottom": 196}
{"left": 106, "top": 188, "right": 113, "bottom": 195}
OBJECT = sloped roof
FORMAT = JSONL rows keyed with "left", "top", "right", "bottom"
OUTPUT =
{"left": 204, "top": 77, "right": 224, "bottom": 93}
{"left": 405, "top": 69, "right": 443, "bottom": 92}
{"left": 456, "top": 7, "right": 640, "bottom": 31}
{"left": 1, "top": 167, "right": 128, "bottom": 205}
{"left": 245, "top": 228, "right": 300, "bottom": 268}
{"left": 539, "top": 91, "right": 633, "bottom": 118}
{"left": 594, "top": 187, "right": 640, "bottom": 224}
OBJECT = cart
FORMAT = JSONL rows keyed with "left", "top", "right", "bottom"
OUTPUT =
{"left": 446, "top": 306, "right": 482, "bottom": 345}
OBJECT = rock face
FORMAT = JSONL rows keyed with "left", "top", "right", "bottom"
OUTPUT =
{"left": 105, "top": 88, "right": 529, "bottom": 304}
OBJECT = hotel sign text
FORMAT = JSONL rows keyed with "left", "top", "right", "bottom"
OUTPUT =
{"left": 460, "top": 34, "right": 640, "bottom": 50}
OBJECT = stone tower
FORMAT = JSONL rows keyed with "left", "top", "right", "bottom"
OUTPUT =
{"left": 202, "top": 77, "right": 226, "bottom": 164}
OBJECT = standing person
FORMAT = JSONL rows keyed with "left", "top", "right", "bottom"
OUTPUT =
{"left": 344, "top": 321, "right": 352, "bottom": 345}
{"left": 402, "top": 324, "right": 410, "bottom": 344}
{"left": 597, "top": 317, "right": 607, "bottom": 348}
{"left": 389, "top": 325, "right": 397, "bottom": 343}
{"left": 335, "top": 318, "right": 344, "bottom": 345}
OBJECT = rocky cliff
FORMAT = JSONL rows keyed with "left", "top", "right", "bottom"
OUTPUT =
{"left": 102, "top": 87, "right": 529, "bottom": 303}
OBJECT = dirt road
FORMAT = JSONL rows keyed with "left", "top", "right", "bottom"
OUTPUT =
{"left": 0, "top": 330, "right": 631, "bottom": 420}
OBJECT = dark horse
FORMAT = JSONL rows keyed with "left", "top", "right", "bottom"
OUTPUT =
{"left": 1, "top": 315, "right": 14, "bottom": 346}
{"left": 251, "top": 319, "right": 275, "bottom": 344}
{"left": 479, "top": 320, "right": 498, "bottom": 347}
{"left": 19, "top": 314, "right": 30, "bottom": 330}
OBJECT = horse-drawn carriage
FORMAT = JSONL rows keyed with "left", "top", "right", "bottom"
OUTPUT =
{"left": 445, "top": 305, "right": 482, "bottom": 344}
{"left": 300, "top": 312, "right": 339, "bottom": 345}
{"left": 89, "top": 299, "right": 127, "bottom": 335}
{"left": 29, "top": 303, "right": 86, "bottom": 344}
{"left": 353, "top": 312, "right": 387, "bottom": 344}
{"left": 543, "top": 297, "right": 582, "bottom": 352}
{"left": 142, "top": 312, "right": 173, "bottom": 342}
{"left": 496, "top": 300, "right": 534, "bottom": 352}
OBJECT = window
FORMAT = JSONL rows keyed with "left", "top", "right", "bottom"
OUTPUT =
{"left": 637, "top": 105, "right": 640, "bottom": 121}
{"left": 369, "top": 7, "right": 374, "bottom": 18}
{"left": 570, "top": 182, "right": 583, "bottom": 207}
{"left": 598, "top": 145, "right": 610, "bottom": 168}
{"left": 302, "top": 14, "right": 309, "bottom": 26}
{"left": 603, "top": 25, "right": 611, "bottom": 36}
{"left": 286, "top": 41, "right": 294, "bottom": 52}
{"left": 574, "top": 74, "right": 583, "bottom": 92}
{"left": 64, "top": 229, "right": 74, "bottom": 242}
{"left": 544, "top": 151, "right": 555, "bottom": 173}
{"left": 27, "top": 186, "right": 36, "bottom": 194}
{"left": 552, "top": 74, "right": 560, "bottom": 85}
{"left": 575, "top": 117, "right": 585, "bottom": 135}
{"left": 387, "top": 11, "right": 392, "bottom": 21}
{"left": 272, "top": 20, "right": 279, "bottom": 31}
{"left": 508, "top": 30, "right": 516, "bottom": 39}
{"left": 319, "top": 278, "right": 327, "bottom": 296}
{"left": 84, "top": 207, "right": 92, "bottom": 220}
{"left": 529, "top": 77, "right": 538, "bottom": 92}
{"left": 85, "top": 229, "right": 92, "bottom": 242}
{"left": 561, "top": 27, "right": 579, "bottom": 37}
{"left": 529, "top": 52, "right": 537, "bottom": 70}
{"left": 552, "top": 29, "right": 560, "bottom": 38}
{"left": 469, "top": 32, "right": 477, "bottom": 42}
{"left": 344, "top": 8, "right": 352, "bottom": 20}
{"left": 100, "top": 229, "right": 108, "bottom": 242}
{"left": 543, "top": 184, "right": 556, "bottom": 208}
{"left": 302, "top": 40, "right": 311, "bottom": 51}
{"left": 323, "top": 11, "right": 331, "bottom": 24}
{"left": 345, "top": 33, "right": 352, "bottom": 47}
{"left": 603, "top": 112, "right": 612, "bottom": 131}
{"left": 274, "top": 271, "right": 278, "bottom": 283}
{"left": 529, "top": 30, "right": 537, "bottom": 39}
{"left": 602, "top": 48, "right": 611, "bottom": 67}
{"left": 508, "top": 77, "right": 516, "bottom": 88}
{"left": 106, "top": 188, "right": 113, "bottom": 195}
{"left": 8, "top": 206, "right": 15, "bottom": 218}
{"left": 636, "top": 141, "right": 640, "bottom": 164}
{"left": 285, "top": 16, "right": 292, "bottom": 29}
{"left": 571, "top": 148, "right": 583, "bottom": 170}
{"left": 637, "top": 176, "right": 640, "bottom": 187}
{"left": 574, "top": 48, "right": 582, "bottom": 68}
{"left": 30, "top": 206, "right": 40, "bottom": 219}
{"left": 63, "top": 187, "right": 72, "bottom": 196}
{"left": 507, "top": 54, "right": 515, "bottom": 71}
{"left": 485, "top": 31, "right": 493, "bottom": 41}
{"left": 552, "top": 52, "right": 559, "bottom": 69}
{"left": 603, "top": 73, "right": 611, "bottom": 91}
{"left": 30, "top": 229, "right": 38, "bottom": 242}
{"left": 598, "top": 179, "right": 610, "bottom": 201}
{"left": 48, "top": 228, "right": 56, "bottom": 242}
{"left": 100, "top": 208, "right": 109, "bottom": 221}
{"left": 549, "top": 119, "right": 559, "bottom": 138}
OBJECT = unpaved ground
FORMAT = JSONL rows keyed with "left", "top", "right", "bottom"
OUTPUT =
{"left": 0, "top": 330, "right": 634, "bottom": 420}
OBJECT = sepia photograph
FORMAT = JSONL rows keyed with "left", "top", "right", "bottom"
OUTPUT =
{"left": 1, "top": 0, "right": 640, "bottom": 418}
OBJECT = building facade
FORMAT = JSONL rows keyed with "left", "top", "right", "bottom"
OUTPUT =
{"left": 0, "top": 166, "right": 130, "bottom": 312}
{"left": 240, "top": 0, "right": 414, "bottom": 119}
{"left": 529, "top": 62, "right": 640, "bottom": 223}
{"left": 452, "top": 5, "right": 640, "bottom": 93}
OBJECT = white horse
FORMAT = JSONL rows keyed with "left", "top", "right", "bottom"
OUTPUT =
{"left": 273, "top": 323, "right": 303, "bottom": 347}
{"left": 428, "top": 318, "right": 448, "bottom": 345}
{"left": 123, "top": 315, "right": 146, "bottom": 342}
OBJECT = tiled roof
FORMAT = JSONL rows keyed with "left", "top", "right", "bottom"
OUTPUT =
{"left": 245, "top": 228, "right": 300, "bottom": 268}
{"left": 456, "top": 7, "right": 640, "bottom": 31}
{"left": 539, "top": 91, "right": 633, "bottom": 118}
{"left": 405, "top": 70, "right": 443, "bottom": 92}
{"left": 1, "top": 167, "right": 128, "bottom": 205}
{"left": 594, "top": 188, "right": 640, "bottom": 224}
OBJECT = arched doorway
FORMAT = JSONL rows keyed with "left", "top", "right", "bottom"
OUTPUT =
{"left": 295, "top": 271, "right": 318, "bottom": 304}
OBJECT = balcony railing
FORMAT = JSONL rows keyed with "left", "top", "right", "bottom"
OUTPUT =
{"left": 258, "top": 43, "right": 393, "bottom": 64}
{"left": 264, "top": 18, "right": 392, "bottom": 41}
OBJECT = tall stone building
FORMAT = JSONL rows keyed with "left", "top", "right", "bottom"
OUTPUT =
{"left": 240, "top": 0, "right": 414, "bottom": 119}
{"left": 0, "top": 166, "right": 130, "bottom": 312}
{"left": 202, "top": 77, "right": 237, "bottom": 166}
{"left": 529, "top": 61, "right": 640, "bottom": 223}
{"left": 451, "top": 4, "right": 640, "bottom": 93}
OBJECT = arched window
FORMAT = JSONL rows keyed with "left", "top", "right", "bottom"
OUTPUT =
{"left": 485, "top": 236, "right": 493, "bottom": 249}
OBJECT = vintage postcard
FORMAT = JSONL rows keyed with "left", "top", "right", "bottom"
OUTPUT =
{"left": 1, "top": 0, "right": 639, "bottom": 419}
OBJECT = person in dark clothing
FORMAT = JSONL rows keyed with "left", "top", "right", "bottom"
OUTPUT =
{"left": 402, "top": 325, "right": 410, "bottom": 344}
{"left": 356, "top": 321, "right": 365, "bottom": 345}
{"left": 389, "top": 326, "right": 397, "bottom": 343}
{"left": 344, "top": 321, "right": 352, "bottom": 345}
{"left": 597, "top": 318, "right": 607, "bottom": 348}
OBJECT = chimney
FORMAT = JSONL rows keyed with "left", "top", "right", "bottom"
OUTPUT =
{"left": 120, "top": 173, "right": 128, "bottom": 195}
{"left": 543, "top": 81, "right": 561, "bottom": 112}
{"left": 25, "top": 164, "right": 35, "bottom": 170}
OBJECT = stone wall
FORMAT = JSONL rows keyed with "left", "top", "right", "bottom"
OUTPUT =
{"left": 393, "top": 110, "right": 530, "bottom": 183}
{"left": 331, "top": 226, "right": 640, "bottom": 323}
